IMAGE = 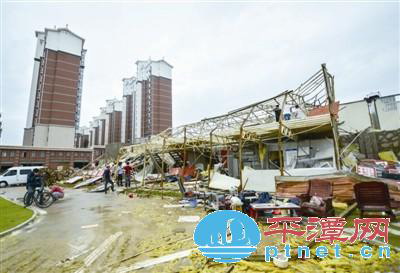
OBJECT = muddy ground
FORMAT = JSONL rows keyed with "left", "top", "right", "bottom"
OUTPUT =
{"left": 0, "top": 186, "right": 201, "bottom": 273}
{"left": 2, "top": 187, "right": 400, "bottom": 273}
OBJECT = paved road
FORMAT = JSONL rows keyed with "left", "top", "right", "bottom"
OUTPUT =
{"left": 0, "top": 186, "right": 200, "bottom": 273}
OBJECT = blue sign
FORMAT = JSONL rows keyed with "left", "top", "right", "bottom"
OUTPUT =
{"left": 193, "top": 210, "right": 261, "bottom": 263}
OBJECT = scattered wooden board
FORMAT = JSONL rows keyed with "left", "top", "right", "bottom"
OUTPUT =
{"left": 74, "top": 177, "right": 102, "bottom": 189}
{"left": 65, "top": 176, "right": 83, "bottom": 184}
{"left": 116, "top": 249, "right": 195, "bottom": 273}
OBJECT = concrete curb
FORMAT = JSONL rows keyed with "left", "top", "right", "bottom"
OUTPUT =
{"left": 0, "top": 196, "right": 38, "bottom": 238}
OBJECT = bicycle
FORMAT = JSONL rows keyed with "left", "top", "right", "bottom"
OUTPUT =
{"left": 23, "top": 186, "right": 55, "bottom": 208}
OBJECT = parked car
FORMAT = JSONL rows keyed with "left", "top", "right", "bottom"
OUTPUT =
{"left": 0, "top": 166, "right": 44, "bottom": 187}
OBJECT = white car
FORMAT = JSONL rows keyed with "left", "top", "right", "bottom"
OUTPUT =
{"left": 0, "top": 166, "right": 44, "bottom": 187}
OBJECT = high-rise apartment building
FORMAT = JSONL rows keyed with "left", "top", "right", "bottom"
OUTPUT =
{"left": 121, "top": 76, "right": 136, "bottom": 144}
{"left": 75, "top": 126, "right": 90, "bottom": 148}
{"left": 88, "top": 100, "right": 122, "bottom": 147}
{"left": 119, "top": 59, "right": 172, "bottom": 144}
{"left": 23, "top": 27, "right": 86, "bottom": 148}
{"left": 97, "top": 107, "right": 107, "bottom": 146}
{"left": 87, "top": 59, "right": 172, "bottom": 147}
{"left": 136, "top": 59, "right": 172, "bottom": 138}
{"left": 105, "top": 99, "right": 123, "bottom": 144}
{"left": 89, "top": 118, "right": 100, "bottom": 147}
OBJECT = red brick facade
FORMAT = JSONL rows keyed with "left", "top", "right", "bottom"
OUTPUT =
{"left": 0, "top": 146, "right": 104, "bottom": 171}
{"left": 107, "top": 111, "right": 122, "bottom": 144}
{"left": 141, "top": 76, "right": 172, "bottom": 137}
{"left": 33, "top": 49, "right": 81, "bottom": 128}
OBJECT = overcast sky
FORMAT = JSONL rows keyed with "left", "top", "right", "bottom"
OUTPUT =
{"left": 1, "top": 1, "right": 399, "bottom": 145}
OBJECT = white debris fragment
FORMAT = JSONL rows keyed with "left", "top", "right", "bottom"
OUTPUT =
{"left": 81, "top": 224, "right": 99, "bottom": 229}
{"left": 117, "top": 249, "right": 194, "bottom": 272}
{"left": 163, "top": 204, "right": 191, "bottom": 208}
{"left": 84, "top": 232, "right": 123, "bottom": 266}
{"left": 177, "top": 216, "right": 200, "bottom": 223}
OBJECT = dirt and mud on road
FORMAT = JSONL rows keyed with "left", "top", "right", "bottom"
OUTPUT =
{"left": 2, "top": 187, "right": 400, "bottom": 273}
{"left": 0, "top": 187, "right": 202, "bottom": 273}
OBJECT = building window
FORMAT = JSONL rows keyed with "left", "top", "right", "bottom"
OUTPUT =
{"left": 382, "top": 97, "right": 397, "bottom": 112}
{"left": 22, "top": 152, "right": 27, "bottom": 158}
{"left": 1, "top": 151, "right": 7, "bottom": 157}
{"left": 32, "top": 151, "right": 36, "bottom": 157}
{"left": 59, "top": 152, "right": 63, "bottom": 156}
{"left": 40, "top": 152, "right": 45, "bottom": 158}
{"left": 10, "top": 151, "right": 15, "bottom": 157}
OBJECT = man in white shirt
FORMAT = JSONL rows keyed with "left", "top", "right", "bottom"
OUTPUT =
{"left": 291, "top": 105, "right": 305, "bottom": 119}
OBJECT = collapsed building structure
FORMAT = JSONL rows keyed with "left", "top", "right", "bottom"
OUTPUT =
{"left": 65, "top": 63, "right": 398, "bottom": 203}
{"left": 60, "top": 64, "right": 400, "bottom": 271}
{"left": 118, "top": 64, "right": 345, "bottom": 193}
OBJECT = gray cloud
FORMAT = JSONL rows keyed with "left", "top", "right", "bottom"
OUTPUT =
{"left": 1, "top": 2, "right": 398, "bottom": 145}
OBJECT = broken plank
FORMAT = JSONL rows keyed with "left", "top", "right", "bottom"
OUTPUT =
{"left": 117, "top": 237, "right": 192, "bottom": 265}
{"left": 84, "top": 232, "right": 123, "bottom": 266}
{"left": 74, "top": 231, "right": 123, "bottom": 273}
{"left": 339, "top": 202, "right": 357, "bottom": 218}
{"left": 116, "top": 249, "right": 195, "bottom": 273}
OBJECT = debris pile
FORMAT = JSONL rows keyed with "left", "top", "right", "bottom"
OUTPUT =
{"left": 40, "top": 167, "right": 74, "bottom": 186}
{"left": 55, "top": 65, "right": 400, "bottom": 272}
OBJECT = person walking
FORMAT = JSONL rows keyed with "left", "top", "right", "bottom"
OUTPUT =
{"left": 124, "top": 162, "right": 133, "bottom": 188}
{"left": 116, "top": 162, "right": 123, "bottom": 187}
{"left": 103, "top": 165, "right": 115, "bottom": 194}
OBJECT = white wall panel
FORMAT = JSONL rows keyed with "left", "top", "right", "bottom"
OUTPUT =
{"left": 45, "top": 29, "right": 83, "bottom": 56}
{"left": 47, "top": 126, "right": 75, "bottom": 147}
{"left": 376, "top": 97, "right": 400, "bottom": 130}
{"left": 339, "top": 101, "right": 370, "bottom": 132}
{"left": 33, "top": 125, "right": 75, "bottom": 147}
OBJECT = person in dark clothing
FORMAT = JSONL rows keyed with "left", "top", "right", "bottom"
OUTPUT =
{"left": 25, "top": 168, "right": 43, "bottom": 206}
{"left": 103, "top": 165, "right": 115, "bottom": 194}
{"left": 26, "top": 170, "right": 36, "bottom": 188}
{"left": 273, "top": 105, "right": 282, "bottom": 122}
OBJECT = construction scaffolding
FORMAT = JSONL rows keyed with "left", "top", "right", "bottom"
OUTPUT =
{"left": 119, "top": 64, "right": 340, "bottom": 192}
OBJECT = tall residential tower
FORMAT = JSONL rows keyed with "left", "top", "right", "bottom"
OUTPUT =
{"left": 23, "top": 27, "right": 86, "bottom": 148}
{"left": 119, "top": 59, "right": 172, "bottom": 144}
{"left": 88, "top": 58, "right": 172, "bottom": 147}
{"left": 136, "top": 59, "right": 172, "bottom": 138}
{"left": 121, "top": 76, "right": 136, "bottom": 144}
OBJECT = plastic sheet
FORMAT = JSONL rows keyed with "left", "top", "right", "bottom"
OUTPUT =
{"left": 209, "top": 172, "right": 240, "bottom": 190}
